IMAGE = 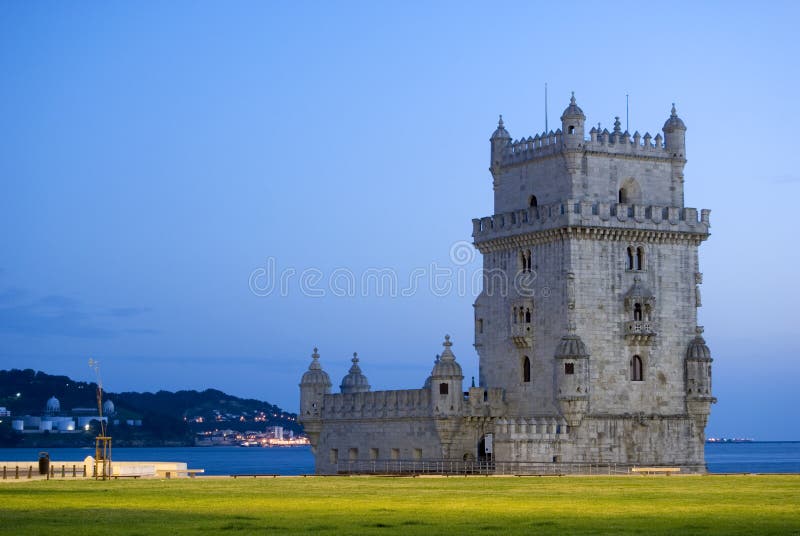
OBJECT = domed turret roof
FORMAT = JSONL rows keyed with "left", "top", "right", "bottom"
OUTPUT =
{"left": 663, "top": 103, "right": 686, "bottom": 131}
{"left": 103, "top": 399, "right": 115, "bottom": 415}
{"left": 340, "top": 353, "right": 370, "bottom": 394}
{"left": 491, "top": 115, "right": 510, "bottom": 140}
{"left": 560, "top": 92, "right": 585, "bottom": 120}
{"left": 555, "top": 333, "right": 589, "bottom": 358}
{"left": 686, "top": 328, "right": 712, "bottom": 360}
{"left": 300, "top": 348, "right": 332, "bottom": 387}
{"left": 430, "top": 335, "right": 463, "bottom": 378}
{"left": 45, "top": 395, "right": 60, "bottom": 413}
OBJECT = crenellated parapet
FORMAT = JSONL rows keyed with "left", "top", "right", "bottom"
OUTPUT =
{"left": 500, "top": 128, "right": 676, "bottom": 167}
{"left": 501, "top": 130, "right": 564, "bottom": 164}
{"left": 472, "top": 201, "right": 709, "bottom": 249}
{"left": 495, "top": 97, "right": 687, "bottom": 171}
{"left": 465, "top": 387, "right": 506, "bottom": 417}
{"left": 321, "top": 388, "right": 432, "bottom": 420}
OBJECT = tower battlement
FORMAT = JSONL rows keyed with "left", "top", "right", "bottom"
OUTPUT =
{"left": 473, "top": 201, "right": 710, "bottom": 246}
{"left": 500, "top": 127, "right": 674, "bottom": 167}
{"left": 321, "top": 389, "right": 431, "bottom": 420}
{"left": 494, "top": 98, "right": 686, "bottom": 170}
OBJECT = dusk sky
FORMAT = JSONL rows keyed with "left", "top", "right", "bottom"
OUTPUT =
{"left": 1, "top": 2, "right": 799, "bottom": 440}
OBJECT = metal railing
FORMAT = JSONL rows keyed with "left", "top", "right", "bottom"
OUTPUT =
{"left": 336, "top": 459, "right": 707, "bottom": 476}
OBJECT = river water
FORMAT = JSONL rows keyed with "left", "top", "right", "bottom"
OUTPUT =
{"left": 1, "top": 443, "right": 798, "bottom": 475}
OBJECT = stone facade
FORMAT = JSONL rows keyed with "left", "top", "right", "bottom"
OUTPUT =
{"left": 299, "top": 95, "right": 716, "bottom": 474}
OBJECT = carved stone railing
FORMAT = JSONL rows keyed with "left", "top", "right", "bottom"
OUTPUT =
{"left": 510, "top": 323, "right": 533, "bottom": 348}
{"left": 624, "top": 321, "right": 656, "bottom": 345}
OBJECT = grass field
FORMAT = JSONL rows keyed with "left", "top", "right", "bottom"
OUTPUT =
{"left": 1, "top": 475, "right": 799, "bottom": 535}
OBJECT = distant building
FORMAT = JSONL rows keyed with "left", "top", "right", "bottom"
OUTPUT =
{"left": 9, "top": 398, "right": 110, "bottom": 433}
{"left": 45, "top": 395, "right": 60, "bottom": 415}
{"left": 300, "top": 95, "right": 715, "bottom": 474}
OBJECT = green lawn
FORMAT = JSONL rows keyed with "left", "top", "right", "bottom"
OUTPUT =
{"left": 1, "top": 475, "right": 799, "bottom": 535}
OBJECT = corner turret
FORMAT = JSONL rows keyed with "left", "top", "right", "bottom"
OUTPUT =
{"left": 555, "top": 329, "right": 589, "bottom": 427}
{"left": 429, "top": 335, "right": 463, "bottom": 417}
{"left": 490, "top": 115, "right": 510, "bottom": 181}
{"left": 560, "top": 92, "right": 585, "bottom": 148}
{"left": 685, "top": 327, "right": 716, "bottom": 430}
{"left": 299, "top": 347, "right": 332, "bottom": 449}
{"left": 663, "top": 103, "right": 686, "bottom": 159}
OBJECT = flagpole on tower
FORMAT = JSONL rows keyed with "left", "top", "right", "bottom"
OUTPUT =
{"left": 545, "top": 83, "right": 549, "bottom": 133}
{"left": 626, "top": 93, "right": 629, "bottom": 132}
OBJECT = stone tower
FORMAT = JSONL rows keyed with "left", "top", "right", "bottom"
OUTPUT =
{"left": 472, "top": 94, "right": 715, "bottom": 466}
{"left": 299, "top": 94, "right": 715, "bottom": 473}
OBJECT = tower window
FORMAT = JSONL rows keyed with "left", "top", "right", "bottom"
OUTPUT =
{"left": 529, "top": 195, "right": 538, "bottom": 207}
{"left": 565, "top": 363, "right": 575, "bottom": 375}
{"left": 631, "top": 355, "right": 643, "bottom": 382}
{"left": 523, "top": 356, "right": 531, "bottom": 383}
{"left": 627, "top": 246, "right": 635, "bottom": 270}
{"left": 618, "top": 178, "right": 641, "bottom": 204}
{"left": 477, "top": 318, "right": 484, "bottom": 334}
{"left": 636, "top": 247, "right": 645, "bottom": 271}
{"left": 525, "top": 308, "right": 531, "bottom": 323}
{"left": 439, "top": 382, "right": 449, "bottom": 395}
{"left": 520, "top": 249, "right": 532, "bottom": 273}
{"left": 568, "top": 125, "right": 575, "bottom": 135}
{"left": 634, "top": 303, "right": 643, "bottom": 321}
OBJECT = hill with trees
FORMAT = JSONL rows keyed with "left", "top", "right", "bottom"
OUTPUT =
{"left": 0, "top": 369, "right": 301, "bottom": 447}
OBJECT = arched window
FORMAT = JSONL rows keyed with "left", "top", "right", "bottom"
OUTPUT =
{"left": 524, "top": 308, "right": 531, "bottom": 323}
{"left": 529, "top": 195, "right": 538, "bottom": 207}
{"left": 627, "top": 246, "right": 635, "bottom": 270}
{"left": 634, "top": 303, "right": 643, "bottom": 321}
{"left": 520, "top": 249, "right": 532, "bottom": 273}
{"left": 568, "top": 125, "right": 575, "bottom": 135}
{"left": 439, "top": 382, "right": 449, "bottom": 395}
{"left": 631, "top": 355, "right": 643, "bottom": 381}
{"left": 523, "top": 356, "right": 531, "bottom": 383}
{"left": 618, "top": 178, "right": 641, "bottom": 204}
{"left": 564, "top": 363, "right": 575, "bottom": 375}
{"left": 636, "top": 247, "right": 645, "bottom": 271}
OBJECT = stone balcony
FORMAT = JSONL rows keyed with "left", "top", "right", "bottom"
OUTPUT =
{"left": 624, "top": 320, "right": 656, "bottom": 345}
{"left": 511, "top": 323, "right": 533, "bottom": 348}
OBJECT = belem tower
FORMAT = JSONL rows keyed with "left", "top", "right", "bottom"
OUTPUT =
{"left": 299, "top": 94, "right": 716, "bottom": 474}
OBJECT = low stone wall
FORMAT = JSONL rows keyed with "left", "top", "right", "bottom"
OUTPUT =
{"left": 0, "top": 459, "right": 193, "bottom": 479}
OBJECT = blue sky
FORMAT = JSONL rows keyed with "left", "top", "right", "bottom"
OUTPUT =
{"left": 1, "top": 2, "right": 798, "bottom": 439}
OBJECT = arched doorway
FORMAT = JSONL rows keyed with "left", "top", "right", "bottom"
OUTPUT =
{"left": 477, "top": 433, "right": 493, "bottom": 462}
